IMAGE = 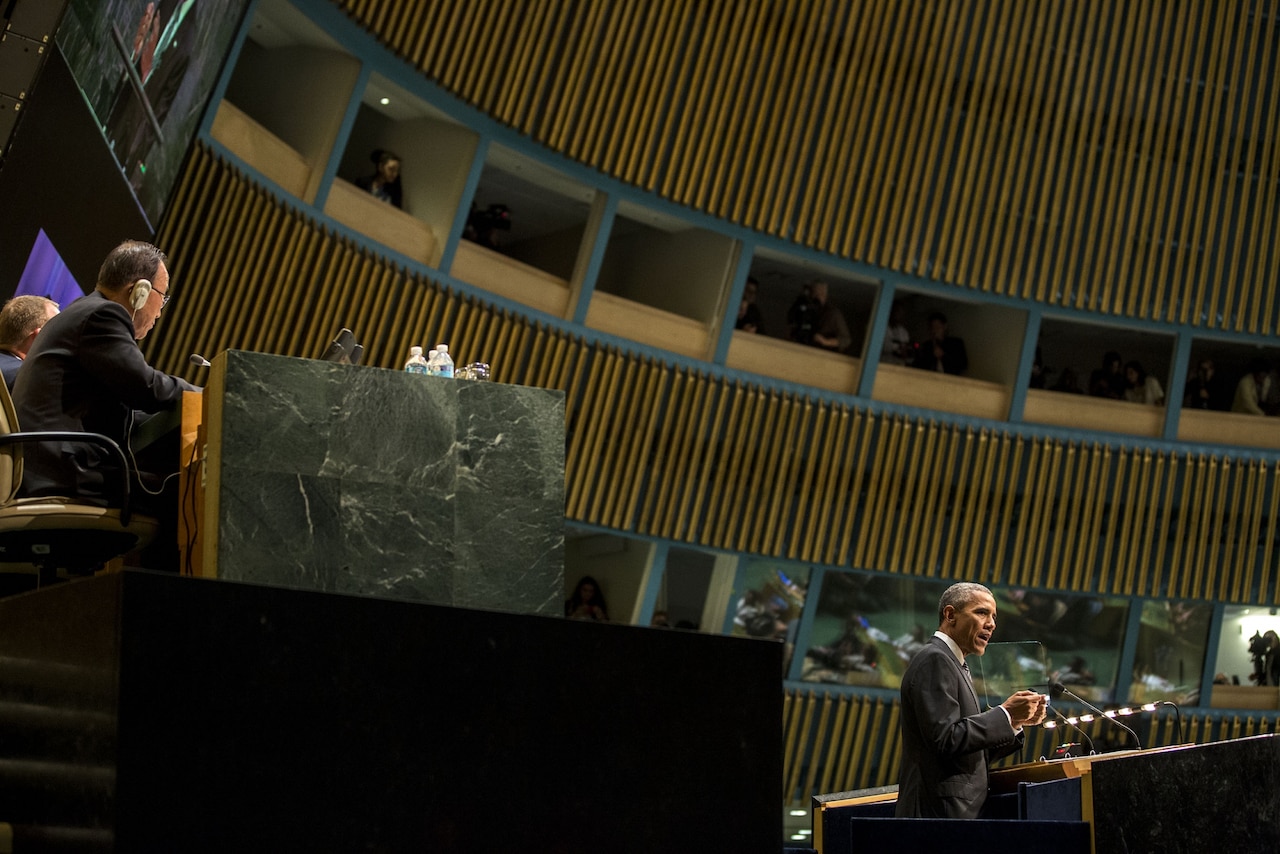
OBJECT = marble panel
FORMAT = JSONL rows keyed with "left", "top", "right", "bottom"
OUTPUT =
{"left": 1090, "top": 734, "right": 1280, "bottom": 853}
{"left": 207, "top": 351, "right": 564, "bottom": 615}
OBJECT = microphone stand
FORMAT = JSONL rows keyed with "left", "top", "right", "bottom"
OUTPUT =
{"left": 1049, "top": 681, "right": 1142, "bottom": 750}
{"left": 1046, "top": 704, "right": 1096, "bottom": 756}
{"left": 1160, "top": 701, "right": 1184, "bottom": 744}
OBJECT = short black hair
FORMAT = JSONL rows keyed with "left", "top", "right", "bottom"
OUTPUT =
{"left": 937, "top": 582, "right": 991, "bottom": 625}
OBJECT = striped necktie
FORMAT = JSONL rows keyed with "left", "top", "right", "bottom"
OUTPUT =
{"left": 960, "top": 661, "right": 979, "bottom": 705}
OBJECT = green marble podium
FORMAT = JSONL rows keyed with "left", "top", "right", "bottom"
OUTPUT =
{"left": 201, "top": 350, "right": 565, "bottom": 615}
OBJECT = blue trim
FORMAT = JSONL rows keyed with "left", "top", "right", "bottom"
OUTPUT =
{"left": 313, "top": 63, "right": 373, "bottom": 211}
{"left": 786, "top": 567, "right": 827, "bottom": 682}
{"left": 1163, "top": 331, "right": 1194, "bottom": 441}
{"left": 571, "top": 193, "right": 618, "bottom": 326}
{"left": 636, "top": 542, "right": 669, "bottom": 626}
{"left": 713, "top": 239, "right": 759, "bottom": 364}
{"left": 197, "top": 0, "right": 262, "bottom": 140}
{"left": 858, "top": 281, "right": 896, "bottom": 398}
{"left": 440, "top": 137, "right": 491, "bottom": 273}
{"left": 1115, "top": 601, "right": 1146, "bottom": 705}
{"left": 1008, "top": 307, "right": 1043, "bottom": 422}
{"left": 1200, "top": 602, "right": 1226, "bottom": 707}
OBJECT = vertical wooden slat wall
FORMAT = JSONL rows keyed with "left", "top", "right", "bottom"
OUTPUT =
{"left": 338, "top": 0, "right": 1280, "bottom": 336}
{"left": 154, "top": 147, "right": 1280, "bottom": 606}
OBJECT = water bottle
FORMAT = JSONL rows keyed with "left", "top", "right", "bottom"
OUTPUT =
{"left": 430, "top": 343, "right": 454, "bottom": 378}
{"left": 404, "top": 345, "right": 429, "bottom": 375}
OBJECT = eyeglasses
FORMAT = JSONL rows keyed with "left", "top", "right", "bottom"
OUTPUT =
{"left": 154, "top": 284, "right": 172, "bottom": 308}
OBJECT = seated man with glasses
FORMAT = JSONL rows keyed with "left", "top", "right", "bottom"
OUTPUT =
{"left": 12, "top": 240, "right": 197, "bottom": 567}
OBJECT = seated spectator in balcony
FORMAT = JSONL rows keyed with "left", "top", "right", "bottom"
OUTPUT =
{"left": 565, "top": 575, "right": 608, "bottom": 621}
{"left": 810, "top": 281, "right": 852, "bottom": 354}
{"left": 0, "top": 295, "right": 59, "bottom": 390}
{"left": 1053, "top": 655, "right": 1097, "bottom": 686}
{"left": 735, "top": 277, "right": 763, "bottom": 334}
{"left": 881, "top": 301, "right": 913, "bottom": 366}
{"left": 1088, "top": 351, "right": 1125, "bottom": 399}
{"left": 1050, "top": 367, "right": 1084, "bottom": 394}
{"left": 1232, "top": 358, "right": 1273, "bottom": 415}
{"left": 913, "top": 312, "right": 967, "bottom": 375}
{"left": 1123, "top": 360, "right": 1164, "bottom": 406}
{"left": 1183, "top": 359, "right": 1231, "bottom": 411}
{"left": 355, "top": 150, "right": 403, "bottom": 209}
{"left": 787, "top": 284, "right": 816, "bottom": 345}
{"left": 464, "top": 203, "right": 513, "bottom": 251}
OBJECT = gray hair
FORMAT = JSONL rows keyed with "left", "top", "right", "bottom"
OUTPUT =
{"left": 937, "top": 582, "right": 992, "bottom": 624}
{"left": 98, "top": 240, "right": 166, "bottom": 291}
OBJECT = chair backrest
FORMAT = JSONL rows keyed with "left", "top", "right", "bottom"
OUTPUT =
{"left": 0, "top": 382, "right": 22, "bottom": 504}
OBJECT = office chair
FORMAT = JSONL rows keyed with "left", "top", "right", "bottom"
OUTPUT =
{"left": 0, "top": 383, "right": 158, "bottom": 587}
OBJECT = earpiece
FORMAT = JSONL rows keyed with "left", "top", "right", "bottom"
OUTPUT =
{"left": 130, "top": 279, "right": 152, "bottom": 312}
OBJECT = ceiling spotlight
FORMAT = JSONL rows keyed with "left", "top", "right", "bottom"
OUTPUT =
{"left": 789, "top": 810, "right": 807, "bottom": 817}
{"left": 1118, "top": 707, "right": 1134, "bottom": 716}
{"left": 380, "top": 97, "right": 390, "bottom": 105}
{"left": 1066, "top": 716, "right": 1079, "bottom": 725}
{"left": 1079, "top": 714, "right": 1095, "bottom": 723}
{"left": 1141, "top": 703, "right": 1158, "bottom": 712}
{"left": 1103, "top": 710, "right": 1117, "bottom": 718}
{"left": 1044, "top": 720, "right": 1058, "bottom": 729}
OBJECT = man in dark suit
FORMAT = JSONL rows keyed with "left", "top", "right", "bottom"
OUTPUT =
{"left": 12, "top": 240, "right": 196, "bottom": 510}
{"left": 0, "top": 295, "right": 59, "bottom": 390}
{"left": 895, "top": 582, "right": 1047, "bottom": 818}
{"left": 914, "top": 311, "right": 969, "bottom": 375}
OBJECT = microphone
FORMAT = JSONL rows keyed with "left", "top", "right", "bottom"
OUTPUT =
{"left": 1049, "top": 681, "right": 1141, "bottom": 750}
{"left": 1046, "top": 703, "right": 1095, "bottom": 755}
{"left": 189, "top": 353, "right": 211, "bottom": 368}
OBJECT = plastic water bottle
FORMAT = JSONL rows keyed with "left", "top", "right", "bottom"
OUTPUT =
{"left": 430, "top": 343, "right": 454, "bottom": 378}
{"left": 404, "top": 345, "right": 429, "bottom": 375}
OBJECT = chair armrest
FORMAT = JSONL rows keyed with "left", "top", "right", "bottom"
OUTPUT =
{"left": 0, "top": 431, "right": 137, "bottom": 526}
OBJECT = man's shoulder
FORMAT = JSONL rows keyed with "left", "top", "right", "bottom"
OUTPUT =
{"left": 43, "top": 292, "right": 124, "bottom": 329}
{"left": 901, "top": 639, "right": 949, "bottom": 678}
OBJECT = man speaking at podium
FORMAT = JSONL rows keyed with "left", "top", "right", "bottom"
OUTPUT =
{"left": 895, "top": 582, "right": 1047, "bottom": 818}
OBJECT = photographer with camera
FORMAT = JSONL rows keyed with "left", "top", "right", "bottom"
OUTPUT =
{"left": 1248, "top": 630, "right": 1280, "bottom": 686}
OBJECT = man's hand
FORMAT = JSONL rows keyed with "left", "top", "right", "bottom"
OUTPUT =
{"left": 1001, "top": 690, "right": 1048, "bottom": 728}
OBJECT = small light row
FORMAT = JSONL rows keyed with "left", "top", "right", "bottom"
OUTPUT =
{"left": 1043, "top": 703, "right": 1158, "bottom": 729}
{"left": 789, "top": 809, "right": 812, "bottom": 842}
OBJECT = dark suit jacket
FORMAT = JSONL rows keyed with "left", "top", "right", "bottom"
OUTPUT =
{"left": 895, "top": 636, "right": 1024, "bottom": 818}
{"left": 11, "top": 291, "right": 196, "bottom": 504}
{"left": 0, "top": 351, "right": 21, "bottom": 390}
{"left": 914, "top": 336, "right": 968, "bottom": 375}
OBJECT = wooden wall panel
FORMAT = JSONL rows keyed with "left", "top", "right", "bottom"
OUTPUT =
{"left": 336, "top": 0, "right": 1280, "bottom": 336}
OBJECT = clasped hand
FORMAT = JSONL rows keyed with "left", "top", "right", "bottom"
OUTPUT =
{"left": 1001, "top": 690, "right": 1048, "bottom": 728}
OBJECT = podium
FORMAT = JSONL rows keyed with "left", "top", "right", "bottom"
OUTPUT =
{"left": 197, "top": 350, "right": 566, "bottom": 615}
{"left": 815, "top": 734, "right": 1280, "bottom": 853}
{"left": 0, "top": 571, "right": 783, "bottom": 852}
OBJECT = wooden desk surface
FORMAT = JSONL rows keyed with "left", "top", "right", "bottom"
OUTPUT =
{"left": 178, "top": 391, "right": 204, "bottom": 576}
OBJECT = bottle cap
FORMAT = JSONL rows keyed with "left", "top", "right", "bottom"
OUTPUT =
{"left": 436, "top": 344, "right": 449, "bottom": 353}
{"left": 410, "top": 346, "right": 423, "bottom": 356}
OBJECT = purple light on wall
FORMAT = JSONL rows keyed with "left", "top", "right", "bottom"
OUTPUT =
{"left": 15, "top": 229, "right": 87, "bottom": 307}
